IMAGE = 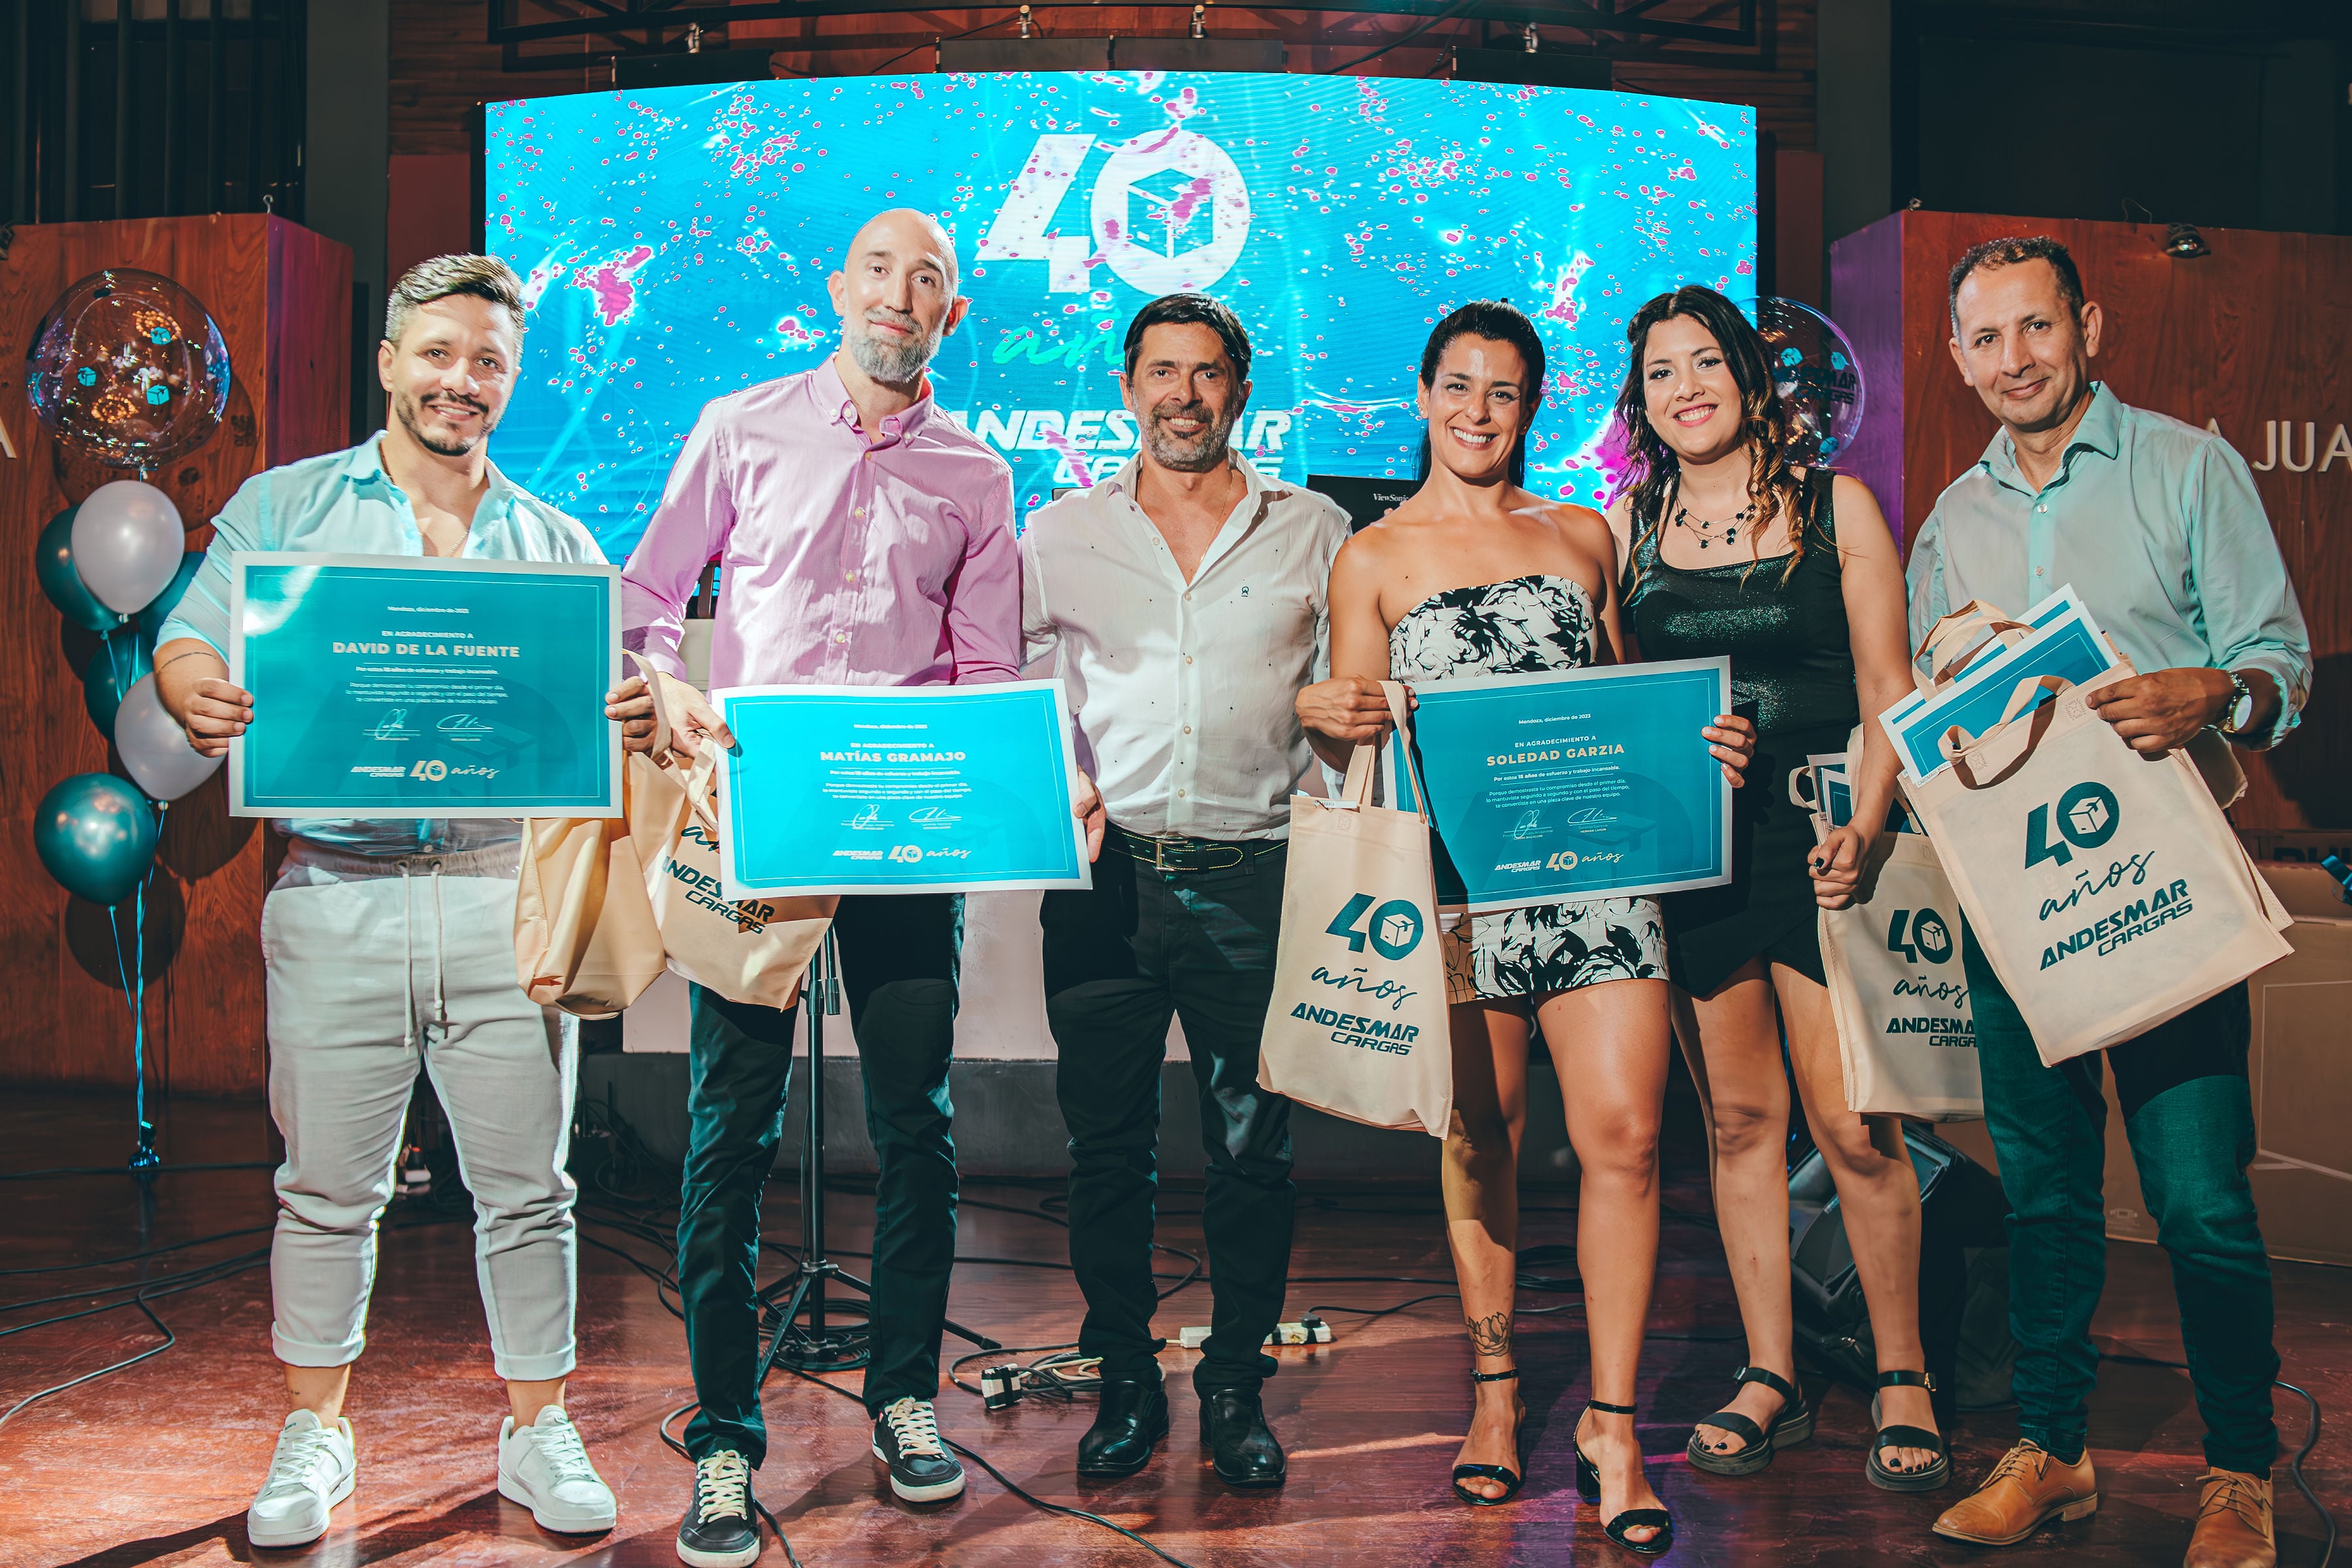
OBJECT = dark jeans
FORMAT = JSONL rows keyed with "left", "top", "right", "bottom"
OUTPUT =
{"left": 1963, "top": 923, "right": 2278, "bottom": 1473}
{"left": 677, "top": 893, "right": 962, "bottom": 1464}
{"left": 1041, "top": 837, "right": 1296, "bottom": 1396}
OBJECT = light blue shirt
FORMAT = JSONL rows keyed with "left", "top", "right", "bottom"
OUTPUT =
{"left": 1906, "top": 384, "right": 2311, "bottom": 747}
{"left": 157, "top": 436, "right": 608, "bottom": 857}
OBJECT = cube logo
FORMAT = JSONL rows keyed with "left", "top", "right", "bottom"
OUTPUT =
{"left": 1887, "top": 907, "right": 1954, "bottom": 965}
{"left": 2024, "top": 781, "right": 2122, "bottom": 870}
{"left": 1326, "top": 893, "right": 1425, "bottom": 960}
{"left": 980, "top": 128, "right": 1252, "bottom": 295}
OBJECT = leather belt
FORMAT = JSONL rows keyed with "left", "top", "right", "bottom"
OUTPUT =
{"left": 1106, "top": 824, "right": 1286, "bottom": 874}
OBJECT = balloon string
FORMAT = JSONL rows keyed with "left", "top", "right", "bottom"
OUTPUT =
{"left": 106, "top": 853, "right": 162, "bottom": 1175}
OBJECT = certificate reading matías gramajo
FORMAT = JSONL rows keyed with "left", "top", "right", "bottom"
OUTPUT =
{"left": 227, "top": 552, "right": 621, "bottom": 819}
{"left": 1388, "top": 657, "right": 1735, "bottom": 913}
{"left": 714, "top": 681, "right": 1092, "bottom": 899}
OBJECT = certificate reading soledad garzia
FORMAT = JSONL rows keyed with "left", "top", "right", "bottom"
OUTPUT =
{"left": 714, "top": 681, "right": 1092, "bottom": 898}
{"left": 1390, "top": 657, "right": 1735, "bottom": 912}
{"left": 227, "top": 552, "right": 621, "bottom": 818}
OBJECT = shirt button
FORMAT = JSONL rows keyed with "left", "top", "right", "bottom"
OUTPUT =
{"left": 2036, "top": 567, "right": 2046, "bottom": 576}
{"left": 1184, "top": 592, "right": 1192, "bottom": 601}
{"left": 2036, "top": 504, "right": 2047, "bottom": 513}
{"left": 836, "top": 632, "right": 849, "bottom": 643}
{"left": 853, "top": 508, "right": 866, "bottom": 519}
{"left": 1184, "top": 655, "right": 1194, "bottom": 665}
{"left": 1177, "top": 789, "right": 1187, "bottom": 798}
{"left": 845, "top": 569, "right": 857, "bottom": 581}
{"left": 1183, "top": 725, "right": 1192, "bottom": 734}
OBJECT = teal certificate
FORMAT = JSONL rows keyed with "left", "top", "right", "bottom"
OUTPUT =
{"left": 1390, "top": 658, "right": 1733, "bottom": 911}
{"left": 715, "top": 681, "right": 1090, "bottom": 898}
{"left": 227, "top": 552, "right": 621, "bottom": 818}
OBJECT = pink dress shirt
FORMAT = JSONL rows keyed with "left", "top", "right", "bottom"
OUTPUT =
{"left": 621, "top": 355, "right": 1019, "bottom": 688}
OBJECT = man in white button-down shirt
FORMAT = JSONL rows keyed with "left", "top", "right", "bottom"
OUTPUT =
{"left": 1020, "top": 295, "right": 1350, "bottom": 1489}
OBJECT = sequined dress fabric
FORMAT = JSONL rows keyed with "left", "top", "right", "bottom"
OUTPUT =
{"left": 1388, "top": 575, "right": 1667, "bottom": 1004}
{"left": 1622, "top": 470, "right": 1858, "bottom": 994}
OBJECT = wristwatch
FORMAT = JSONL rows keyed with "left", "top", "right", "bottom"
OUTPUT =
{"left": 2217, "top": 670, "right": 2255, "bottom": 738}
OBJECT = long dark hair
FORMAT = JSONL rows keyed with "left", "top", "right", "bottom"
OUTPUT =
{"left": 1614, "top": 286, "right": 1803, "bottom": 591}
{"left": 1414, "top": 300, "right": 1546, "bottom": 488}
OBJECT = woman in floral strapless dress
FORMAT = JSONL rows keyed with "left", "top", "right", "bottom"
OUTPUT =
{"left": 1297, "top": 301, "right": 1755, "bottom": 1556}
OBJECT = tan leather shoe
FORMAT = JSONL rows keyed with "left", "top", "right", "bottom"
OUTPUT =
{"left": 1932, "top": 1440, "right": 2099, "bottom": 1546}
{"left": 2184, "top": 1469, "right": 2276, "bottom": 1568}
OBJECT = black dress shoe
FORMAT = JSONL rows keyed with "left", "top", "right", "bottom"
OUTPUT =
{"left": 1078, "top": 1379, "right": 1170, "bottom": 1478}
{"left": 1198, "top": 1386, "right": 1286, "bottom": 1488}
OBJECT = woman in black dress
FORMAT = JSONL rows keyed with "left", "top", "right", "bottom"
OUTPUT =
{"left": 1609, "top": 286, "right": 1950, "bottom": 1492}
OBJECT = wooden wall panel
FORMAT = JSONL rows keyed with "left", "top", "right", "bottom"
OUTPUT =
{"left": 0, "top": 216, "right": 352, "bottom": 1098}
{"left": 1832, "top": 209, "right": 2347, "bottom": 832}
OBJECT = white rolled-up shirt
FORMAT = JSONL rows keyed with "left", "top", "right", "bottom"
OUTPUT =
{"left": 1020, "top": 455, "right": 1351, "bottom": 841}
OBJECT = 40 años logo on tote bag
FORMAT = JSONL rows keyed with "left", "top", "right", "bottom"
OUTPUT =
{"left": 2024, "top": 780, "right": 2196, "bottom": 972}
{"left": 1324, "top": 892, "right": 1426, "bottom": 960}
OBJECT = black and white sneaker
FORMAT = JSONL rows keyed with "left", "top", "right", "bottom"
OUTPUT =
{"left": 676, "top": 1449, "right": 760, "bottom": 1568}
{"left": 872, "top": 1397, "right": 965, "bottom": 1503}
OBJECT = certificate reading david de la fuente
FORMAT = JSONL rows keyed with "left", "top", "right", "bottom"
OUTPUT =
{"left": 1389, "top": 657, "right": 1734, "bottom": 912}
{"left": 227, "top": 552, "right": 621, "bottom": 819}
{"left": 713, "top": 681, "right": 1092, "bottom": 899}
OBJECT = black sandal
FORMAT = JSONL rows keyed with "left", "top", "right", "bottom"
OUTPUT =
{"left": 1685, "top": 1365, "right": 1814, "bottom": 1477}
{"left": 1575, "top": 1399, "right": 1675, "bottom": 1557}
{"left": 1866, "top": 1369, "right": 1952, "bottom": 1493}
{"left": 1451, "top": 1367, "right": 1526, "bottom": 1506}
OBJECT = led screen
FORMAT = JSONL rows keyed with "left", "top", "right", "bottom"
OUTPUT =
{"left": 484, "top": 72, "right": 1756, "bottom": 557}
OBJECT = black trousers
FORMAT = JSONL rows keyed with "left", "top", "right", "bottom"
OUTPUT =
{"left": 1041, "top": 838, "right": 1296, "bottom": 1394}
{"left": 678, "top": 893, "right": 962, "bottom": 1463}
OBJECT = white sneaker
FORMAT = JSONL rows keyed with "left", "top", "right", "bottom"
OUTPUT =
{"left": 497, "top": 1405, "right": 618, "bottom": 1533}
{"left": 246, "top": 1408, "right": 356, "bottom": 1548}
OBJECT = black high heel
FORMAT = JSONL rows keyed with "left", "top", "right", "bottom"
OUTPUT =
{"left": 1575, "top": 1399, "right": 1675, "bottom": 1557}
{"left": 1450, "top": 1367, "right": 1525, "bottom": 1507}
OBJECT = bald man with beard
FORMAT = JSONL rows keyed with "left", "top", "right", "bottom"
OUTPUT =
{"left": 621, "top": 209, "right": 1020, "bottom": 1565}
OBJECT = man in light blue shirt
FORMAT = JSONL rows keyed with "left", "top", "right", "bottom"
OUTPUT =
{"left": 1909, "top": 237, "right": 2310, "bottom": 1568}
{"left": 153, "top": 256, "right": 635, "bottom": 1550}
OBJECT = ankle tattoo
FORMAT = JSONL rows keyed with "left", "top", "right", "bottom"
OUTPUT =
{"left": 1465, "top": 1311, "right": 1513, "bottom": 1359}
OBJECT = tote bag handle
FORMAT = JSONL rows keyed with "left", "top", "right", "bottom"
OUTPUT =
{"left": 1335, "top": 681, "right": 1429, "bottom": 819}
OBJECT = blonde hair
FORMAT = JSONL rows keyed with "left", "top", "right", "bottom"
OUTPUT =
{"left": 384, "top": 253, "right": 527, "bottom": 348}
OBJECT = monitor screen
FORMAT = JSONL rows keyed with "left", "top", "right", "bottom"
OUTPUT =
{"left": 483, "top": 71, "right": 1756, "bottom": 557}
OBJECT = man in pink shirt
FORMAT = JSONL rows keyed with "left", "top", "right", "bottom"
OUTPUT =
{"left": 621, "top": 209, "right": 1015, "bottom": 1566}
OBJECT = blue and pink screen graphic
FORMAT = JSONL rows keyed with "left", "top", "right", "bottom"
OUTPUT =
{"left": 485, "top": 72, "right": 1755, "bottom": 556}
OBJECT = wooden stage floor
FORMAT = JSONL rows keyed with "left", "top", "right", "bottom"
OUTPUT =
{"left": 0, "top": 1090, "right": 2341, "bottom": 1568}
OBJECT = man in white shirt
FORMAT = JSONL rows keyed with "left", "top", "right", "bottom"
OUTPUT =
{"left": 1020, "top": 294, "right": 1350, "bottom": 1489}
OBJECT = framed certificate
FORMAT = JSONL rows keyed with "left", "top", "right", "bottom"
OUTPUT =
{"left": 227, "top": 552, "right": 621, "bottom": 819}
{"left": 1880, "top": 585, "right": 2117, "bottom": 781}
{"left": 714, "top": 681, "right": 1092, "bottom": 898}
{"left": 1389, "top": 658, "right": 1734, "bottom": 912}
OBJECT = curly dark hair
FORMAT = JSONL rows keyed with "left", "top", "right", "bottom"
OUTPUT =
{"left": 1614, "top": 284, "right": 1804, "bottom": 593}
{"left": 1414, "top": 300, "right": 1547, "bottom": 488}
{"left": 1946, "top": 235, "right": 2084, "bottom": 331}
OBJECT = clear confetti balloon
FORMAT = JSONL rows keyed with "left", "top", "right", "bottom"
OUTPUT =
{"left": 1756, "top": 297, "right": 1865, "bottom": 468}
{"left": 24, "top": 268, "right": 232, "bottom": 470}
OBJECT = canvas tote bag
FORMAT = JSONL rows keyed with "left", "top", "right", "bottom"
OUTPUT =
{"left": 644, "top": 740, "right": 834, "bottom": 1010}
{"left": 1257, "top": 681, "right": 1452, "bottom": 1137}
{"left": 1803, "top": 730, "right": 1982, "bottom": 1120}
{"left": 513, "top": 655, "right": 680, "bottom": 1015}
{"left": 1903, "top": 661, "right": 2291, "bottom": 1066}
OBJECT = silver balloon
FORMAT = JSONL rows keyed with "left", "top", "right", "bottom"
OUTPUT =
{"left": 70, "top": 480, "right": 185, "bottom": 615}
{"left": 112, "top": 673, "right": 223, "bottom": 802}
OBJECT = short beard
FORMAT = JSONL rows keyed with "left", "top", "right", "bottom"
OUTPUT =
{"left": 845, "top": 316, "right": 941, "bottom": 386}
{"left": 395, "top": 389, "right": 497, "bottom": 457}
{"left": 1140, "top": 405, "right": 1236, "bottom": 474}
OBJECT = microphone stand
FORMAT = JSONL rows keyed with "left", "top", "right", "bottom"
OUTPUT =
{"left": 752, "top": 925, "right": 999, "bottom": 1379}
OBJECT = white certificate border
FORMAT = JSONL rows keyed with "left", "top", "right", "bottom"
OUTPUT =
{"left": 227, "top": 551, "right": 624, "bottom": 819}
{"left": 712, "top": 679, "right": 1093, "bottom": 899}
{"left": 1392, "top": 656, "right": 1736, "bottom": 913}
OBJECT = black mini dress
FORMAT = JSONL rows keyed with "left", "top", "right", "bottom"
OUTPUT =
{"left": 1622, "top": 470, "right": 1858, "bottom": 996}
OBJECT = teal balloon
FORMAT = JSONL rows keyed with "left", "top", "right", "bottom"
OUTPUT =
{"left": 83, "top": 633, "right": 155, "bottom": 740}
{"left": 36, "top": 508, "right": 122, "bottom": 633}
{"left": 35, "top": 773, "right": 157, "bottom": 906}
{"left": 139, "top": 551, "right": 205, "bottom": 642}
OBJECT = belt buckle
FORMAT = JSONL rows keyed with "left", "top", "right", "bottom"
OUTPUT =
{"left": 1150, "top": 832, "right": 1185, "bottom": 872}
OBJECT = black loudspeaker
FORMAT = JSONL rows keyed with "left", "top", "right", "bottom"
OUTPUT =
{"left": 1788, "top": 1125, "right": 2017, "bottom": 1416}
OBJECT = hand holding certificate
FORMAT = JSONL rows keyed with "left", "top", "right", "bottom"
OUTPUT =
{"left": 713, "top": 681, "right": 1091, "bottom": 898}
{"left": 228, "top": 553, "right": 622, "bottom": 817}
{"left": 1390, "top": 658, "right": 1737, "bottom": 911}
